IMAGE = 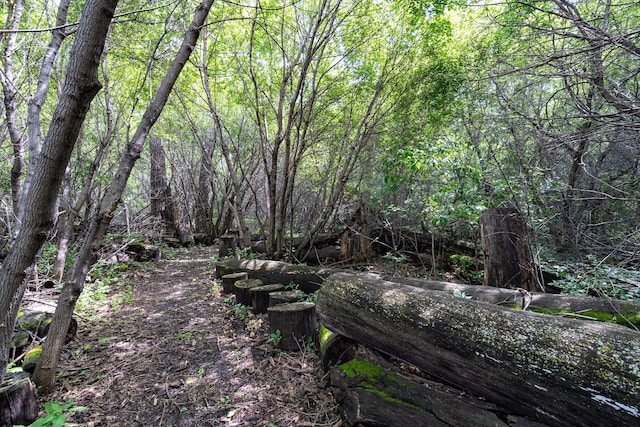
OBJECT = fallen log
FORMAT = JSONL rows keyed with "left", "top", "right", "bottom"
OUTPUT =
{"left": 316, "top": 272, "right": 640, "bottom": 427}
{"left": 330, "top": 357, "right": 512, "bottom": 427}
{"left": 216, "top": 259, "right": 345, "bottom": 294}
{"left": 382, "top": 275, "right": 640, "bottom": 328}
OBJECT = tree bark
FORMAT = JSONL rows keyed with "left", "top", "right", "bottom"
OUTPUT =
{"left": 0, "top": 0, "right": 116, "bottom": 384}
{"left": 479, "top": 208, "right": 542, "bottom": 291}
{"left": 316, "top": 272, "right": 640, "bottom": 427}
{"left": 32, "top": 0, "right": 215, "bottom": 393}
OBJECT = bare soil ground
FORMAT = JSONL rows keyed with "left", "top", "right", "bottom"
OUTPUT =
{"left": 47, "top": 245, "right": 342, "bottom": 427}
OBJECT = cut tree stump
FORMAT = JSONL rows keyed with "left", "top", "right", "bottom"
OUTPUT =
{"left": 219, "top": 234, "right": 238, "bottom": 258}
{"left": 250, "top": 284, "right": 284, "bottom": 314}
{"left": 234, "top": 279, "right": 263, "bottom": 306}
{"left": 221, "top": 272, "right": 248, "bottom": 294}
{"left": 316, "top": 272, "right": 640, "bottom": 427}
{"left": 0, "top": 372, "right": 38, "bottom": 427}
{"left": 267, "top": 302, "right": 317, "bottom": 350}
{"left": 268, "top": 291, "right": 299, "bottom": 307}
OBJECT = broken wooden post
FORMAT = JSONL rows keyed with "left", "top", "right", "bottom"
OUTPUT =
{"left": 221, "top": 272, "right": 248, "bottom": 294}
{"left": 234, "top": 279, "right": 263, "bottom": 306}
{"left": 316, "top": 272, "right": 640, "bottom": 427}
{"left": 250, "top": 284, "right": 284, "bottom": 314}
{"left": 267, "top": 302, "right": 317, "bottom": 350}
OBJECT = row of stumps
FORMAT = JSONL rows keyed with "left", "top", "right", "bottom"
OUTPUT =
{"left": 220, "top": 273, "right": 317, "bottom": 351}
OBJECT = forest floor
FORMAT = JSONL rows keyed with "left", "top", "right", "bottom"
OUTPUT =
{"left": 45, "top": 245, "right": 343, "bottom": 427}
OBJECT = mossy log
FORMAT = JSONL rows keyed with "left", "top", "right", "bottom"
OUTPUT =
{"left": 317, "top": 272, "right": 640, "bottom": 427}
{"left": 250, "top": 284, "right": 284, "bottom": 314}
{"left": 319, "top": 325, "right": 357, "bottom": 370}
{"left": 220, "top": 272, "right": 248, "bottom": 294}
{"left": 267, "top": 302, "right": 317, "bottom": 350}
{"left": 382, "top": 275, "right": 640, "bottom": 328}
{"left": 331, "top": 358, "right": 511, "bottom": 427}
{"left": 234, "top": 279, "right": 263, "bottom": 306}
{"left": 215, "top": 259, "right": 345, "bottom": 293}
{"left": 0, "top": 372, "right": 38, "bottom": 427}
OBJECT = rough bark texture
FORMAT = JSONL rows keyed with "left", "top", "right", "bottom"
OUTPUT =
{"left": 32, "top": 0, "right": 215, "bottom": 393}
{"left": 0, "top": 0, "right": 117, "bottom": 383}
{"left": 480, "top": 208, "right": 541, "bottom": 291}
{"left": 267, "top": 301, "right": 317, "bottom": 350}
{"left": 250, "top": 284, "right": 284, "bottom": 314}
{"left": 316, "top": 272, "right": 640, "bottom": 427}
{"left": 330, "top": 357, "right": 510, "bottom": 427}
{"left": 0, "top": 372, "right": 37, "bottom": 427}
{"left": 381, "top": 275, "right": 640, "bottom": 328}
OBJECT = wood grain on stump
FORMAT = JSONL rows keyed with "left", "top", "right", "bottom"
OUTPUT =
{"left": 0, "top": 372, "right": 38, "bottom": 427}
{"left": 234, "top": 279, "right": 263, "bottom": 306}
{"left": 268, "top": 291, "right": 299, "bottom": 307}
{"left": 267, "top": 301, "right": 317, "bottom": 350}
{"left": 250, "top": 284, "right": 285, "bottom": 314}
{"left": 221, "top": 272, "right": 248, "bottom": 294}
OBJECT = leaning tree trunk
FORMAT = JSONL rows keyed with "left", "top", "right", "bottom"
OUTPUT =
{"left": 479, "top": 207, "right": 542, "bottom": 291}
{"left": 0, "top": 0, "right": 117, "bottom": 384}
{"left": 316, "top": 272, "right": 640, "bottom": 427}
{"left": 32, "top": 0, "right": 215, "bottom": 393}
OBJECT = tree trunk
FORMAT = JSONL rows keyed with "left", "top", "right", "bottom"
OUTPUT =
{"left": 31, "top": 0, "right": 215, "bottom": 393}
{"left": 0, "top": 0, "right": 117, "bottom": 384}
{"left": 0, "top": 372, "right": 37, "bottom": 427}
{"left": 479, "top": 207, "right": 542, "bottom": 291}
{"left": 316, "top": 272, "right": 640, "bottom": 427}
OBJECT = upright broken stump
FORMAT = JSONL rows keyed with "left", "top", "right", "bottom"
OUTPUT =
{"left": 221, "top": 272, "right": 248, "bottom": 294}
{"left": 0, "top": 372, "right": 37, "bottom": 427}
{"left": 234, "top": 279, "right": 263, "bottom": 306}
{"left": 250, "top": 284, "right": 284, "bottom": 314}
{"left": 267, "top": 302, "right": 317, "bottom": 350}
{"left": 268, "top": 291, "right": 299, "bottom": 307}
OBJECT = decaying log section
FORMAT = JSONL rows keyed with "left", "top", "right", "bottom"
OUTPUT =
{"left": 330, "top": 357, "right": 512, "bottom": 427}
{"left": 250, "top": 284, "right": 284, "bottom": 314}
{"left": 216, "top": 259, "right": 345, "bottom": 293}
{"left": 382, "top": 275, "right": 640, "bottom": 327}
{"left": 0, "top": 372, "right": 37, "bottom": 427}
{"left": 234, "top": 279, "right": 263, "bottom": 306}
{"left": 317, "top": 272, "right": 640, "bottom": 427}
{"left": 221, "top": 272, "right": 248, "bottom": 294}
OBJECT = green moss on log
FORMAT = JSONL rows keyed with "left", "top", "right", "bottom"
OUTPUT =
{"left": 528, "top": 307, "right": 640, "bottom": 327}
{"left": 337, "top": 358, "right": 420, "bottom": 409}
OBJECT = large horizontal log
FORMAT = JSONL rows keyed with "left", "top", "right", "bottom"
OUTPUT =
{"left": 382, "top": 275, "right": 640, "bottom": 328}
{"left": 215, "top": 259, "right": 345, "bottom": 294}
{"left": 316, "top": 272, "right": 640, "bottom": 427}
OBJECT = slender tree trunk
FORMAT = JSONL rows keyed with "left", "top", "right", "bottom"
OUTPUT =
{"left": 1, "top": 0, "right": 25, "bottom": 220}
{"left": 32, "top": 0, "right": 215, "bottom": 392}
{"left": 0, "top": 0, "right": 117, "bottom": 383}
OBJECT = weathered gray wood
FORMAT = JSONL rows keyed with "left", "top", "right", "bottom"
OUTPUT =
{"left": 316, "top": 272, "right": 640, "bottom": 427}
{"left": 216, "top": 259, "right": 345, "bottom": 293}
{"left": 381, "top": 275, "right": 640, "bottom": 328}
{"left": 221, "top": 272, "right": 248, "bottom": 294}
{"left": 267, "top": 302, "right": 317, "bottom": 350}
{"left": 233, "top": 279, "right": 263, "bottom": 306}
{"left": 250, "top": 284, "right": 284, "bottom": 314}
{"left": 0, "top": 372, "right": 37, "bottom": 426}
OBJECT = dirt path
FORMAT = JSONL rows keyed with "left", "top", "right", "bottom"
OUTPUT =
{"left": 50, "top": 246, "right": 340, "bottom": 427}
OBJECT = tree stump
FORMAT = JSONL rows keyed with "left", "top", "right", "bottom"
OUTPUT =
{"left": 221, "top": 272, "right": 248, "bottom": 294}
{"left": 219, "top": 234, "right": 238, "bottom": 258}
{"left": 479, "top": 207, "right": 542, "bottom": 291}
{"left": 267, "top": 302, "right": 317, "bottom": 350}
{"left": 250, "top": 284, "right": 284, "bottom": 314}
{"left": 268, "top": 291, "right": 299, "bottom": 307}
{"left": 0, "top": 372, "right": 38, "bottom": 427}
{"left": 234, "top": 279, "right": 263, "bottom": 306}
